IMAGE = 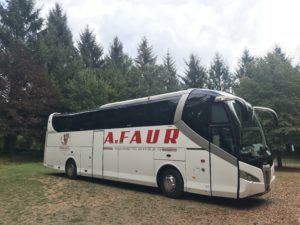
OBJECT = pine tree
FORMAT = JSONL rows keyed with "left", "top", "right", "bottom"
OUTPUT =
{"left": 39, "top": 3, "right": 82, "bottom": 99}
{"left": 236, "top": 47, "right": 300, "bottom": 167}
{"left": 208, "top": 53, "right": 233, "bottom": 92}
{"left": 109, "top": 36, "right": 124, "bottom": 65}
{"left": 78, "top": 25, "right": 104, "bottom": 68}
{"left": 46, "top": 3, "right": 73, "bottom": 47}
{"left": 163, "top": 50, "right": 180, "bottom": 91}
{"left": 0, "top": 0, "right": 43, "bottom": 47}
{"left": 273, "top": 45, "right": 289, "bottom": 62}
{"left": 65, "top": 68, "right": 109, "bottom": 111}
{"left": 135, "top": 37, "right": 157, "bottom": 69}
{"left": 0, "top": 0, "right": 59, "bottom": 153}
{"left": 182, "top": 54, "right": 207, "bottom": 88}
{"left": 236, "top": 48, "right": 255, "bottom": 79}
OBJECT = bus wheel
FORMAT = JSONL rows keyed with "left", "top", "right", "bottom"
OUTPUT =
{"left": 159, "top": 168, "right": 184, "bottom": 198}
{"left": 66, "top": 159, "right": 77, "bottom": 179}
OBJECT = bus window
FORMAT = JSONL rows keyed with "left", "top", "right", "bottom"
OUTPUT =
{"left": 211, "top": 127, "right": 235, "bottom": 155}
{"left": 182, "top": 92, "right": 210, "bottom": 140}
{"left": 102, "top": 109, "right": 118, "bottom": 128}
{"left": 52, "top": 115, "right": 72, "bottom": 132}
{"left": 210, "top": 102, "right": 235, "bottom": 155}
{"left": 117, "top": 103, "right": 147, "bottom": 127}
{"left": 211, "top": 103, "right": 229, "bottom": 123}
{"left": 148, "top": 96, "right": 180, "bottom": 126}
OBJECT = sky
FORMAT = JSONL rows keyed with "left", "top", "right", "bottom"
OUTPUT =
{"left": 36, "top": 0, "right": 300, "bottom": 75}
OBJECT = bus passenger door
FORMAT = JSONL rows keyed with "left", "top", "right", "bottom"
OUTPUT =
{"left": 92, "top": 131, "right": 104, "bottom": 177}
{"left": 209, "top": 125, "right": 238, "bottom": 198}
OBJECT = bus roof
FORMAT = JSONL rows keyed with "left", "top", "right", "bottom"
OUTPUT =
{"left": 99, "top": 88, "right": 229, "bottom": 109}
{"left": 99, "top": 89, "right": 191, "bottom": 109}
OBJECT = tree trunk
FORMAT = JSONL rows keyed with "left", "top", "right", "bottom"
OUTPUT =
{"left": 276, "top": 150, "right": 283, "bottom": 168}
{"left": 3, "top": 135, "right": 16, "bottom": 155}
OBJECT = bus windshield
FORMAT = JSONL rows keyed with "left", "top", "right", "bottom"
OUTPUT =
{"left": 229, "top": 100, "right": 271, "bottom": 158}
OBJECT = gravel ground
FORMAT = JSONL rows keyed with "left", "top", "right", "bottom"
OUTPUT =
{"left": 0, "top": 164, "right": 299, "bottom": 225}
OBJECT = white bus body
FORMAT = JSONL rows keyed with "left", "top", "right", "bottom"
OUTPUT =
{"left": 44, "top": 89, "right": 276, "bottom": 198}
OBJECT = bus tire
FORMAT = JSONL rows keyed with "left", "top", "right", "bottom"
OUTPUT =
{"left": 66, "top": 159, "right": 77, "bottom": 179}
{"left": 159, "top": 168, "right": 184, "bottom": 198}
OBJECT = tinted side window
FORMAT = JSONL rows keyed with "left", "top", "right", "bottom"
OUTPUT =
{"left": 211, "top": 103, "right": 229, "bottom": 123}
{"left": 211, "top": 127, "right": 235, "bottom": 154}
{"left": 182, "top": 92, "right": 210, "bottom": 140}
{"left": 101, "top": 109, "right": 118, "bottom": 128}
{"left": 147, "top": 96, "right": 180, "bottom": 126}
{"left": 52, "top": 96, "right": 180, "bottom": 131}
{"left": 117, "top": 103, "right": 147, "bottom": 127}
{"left": 52, "top": 115, "right": 72, "bottom": 132}
{"left": 89, "top": 110, "right": 106, "bottom": 129}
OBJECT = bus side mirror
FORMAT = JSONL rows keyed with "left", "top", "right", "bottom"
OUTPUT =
{"left": 253, "top": 107, "right": 278, "bottom": 126}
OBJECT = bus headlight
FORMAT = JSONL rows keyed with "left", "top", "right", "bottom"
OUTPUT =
{"left": 240, "top": 170, "right": 260, "bottom": 182}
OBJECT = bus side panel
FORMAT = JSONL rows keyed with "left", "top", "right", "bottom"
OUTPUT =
{"left": 186, "top": 150, "right": 211, "bottom": 196}
{"left": 45, "top": 131, "right": 93, "bottom": 175}
{"left": 103, "top": 148, "right": 118, "bottom": 178}
{"left": 44, "top": 132, "right": 67, "bottom": 171}
{"left": 69, "top": 131, "right": 93, "bottom": 177}
{"left": 118, "top": 149, "right": 155, "bottom": 185}
{"left": 79, "top": 147, "right": 93, "bottom": 177}
{"left": 210, "top": 153, "right": 238, "bottom": 198}
{"left": 44, "top": 146, "right": 64, "bottom": 171}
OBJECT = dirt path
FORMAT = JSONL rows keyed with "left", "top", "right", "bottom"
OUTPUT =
{"left": 32, "top": 171, "right": 300, "bottom": 224}
{"left": 1, "top": 165, "right": 299, "bottom": 225}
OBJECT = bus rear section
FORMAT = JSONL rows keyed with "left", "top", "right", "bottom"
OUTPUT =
{"left": 44, "top": 88, "right": 277, "bottom": 199}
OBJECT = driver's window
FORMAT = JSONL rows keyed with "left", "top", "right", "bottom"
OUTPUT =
{"left": 211, "top": 127, "right": 235, "bottom": 154}
{"left": 210, "top": 103, "right": 235, "bottom": 155}
{"left": 211, "top": 103, "right": 229, "bottom": 123}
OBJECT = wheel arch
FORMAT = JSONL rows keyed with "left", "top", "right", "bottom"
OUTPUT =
{"left": 156, "top": 162, "right": 185, "bottom": 188}
{"left": 64, "top": 157, "right": 77, "bottom": 172}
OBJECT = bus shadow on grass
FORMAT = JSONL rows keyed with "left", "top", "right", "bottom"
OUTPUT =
{"left": 49, "top": 172, "right": 268, "bottom": 210}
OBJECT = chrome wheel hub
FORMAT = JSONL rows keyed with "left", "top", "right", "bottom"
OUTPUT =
{"left": 163, "top": 175, "right": 176, "bottom": 193}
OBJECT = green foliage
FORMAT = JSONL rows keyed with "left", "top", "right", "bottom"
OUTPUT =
{"left": 134, "top": 37, "right": 180, "bottom": 96}
{"left": 46, "top": 3, "right": 73, "bottom": 47}
{"left": 106, "top": 37, "right": 133, "bottom": 76}
{"left": 236, "top": 47, "right": 300, "bottom": 150}
{"left": 0, "top": 0, "right": 43, "bottom": 47}
{"left": 78, "top": 25, "right": 104, "bottom": 68}
{"left": 1, "top": 0, "right": 300, "bottom": 157}
{"left": 0, "top": 44, "right": 59, "bottom": 133}
{"left": 182, "top": 54, "right": 207, "bottom": 88}
{"left": 108, "top": 37, "right": 124, "bottom": 65}
{"left": 0, "top": 0, "right": 59, "bottom": 153}
{"left": 135, "top": 36, "right": 157, "bottom": 69}
{"left": 163, "top": 50, "right": 181, "bottom": 92}
{"left": 100, "top": 63, "right": 130, "bottom": 102}
{"left": 208, "top": 53, "right": 235, "bottom": 92}
{"left": 65, "top": 68, "right": 108, "bottom": 111}
{"left": 235, "top": 48, "right": 255, "bottom": 80}
{"left": 37, "top": 3, "right": 82, "bottom": 110}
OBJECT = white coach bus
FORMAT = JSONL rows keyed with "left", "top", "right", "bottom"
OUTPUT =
{"left": 44, "top": 89, "right": 278, "bottom": 198}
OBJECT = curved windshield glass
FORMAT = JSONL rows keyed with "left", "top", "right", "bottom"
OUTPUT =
{"left": 229, "top": 100, "right": 270, "bottom": 158}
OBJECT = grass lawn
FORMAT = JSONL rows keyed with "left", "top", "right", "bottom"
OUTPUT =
{"left": 0, "top": 160, "right": 299, "bottom": 225}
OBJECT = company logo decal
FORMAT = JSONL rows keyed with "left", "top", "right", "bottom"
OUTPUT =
{"left": 104, "top": 128, "right": 179, "bottom": 145}
{"left": 60, "top": 133, "right": 70, "bottom": 150}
